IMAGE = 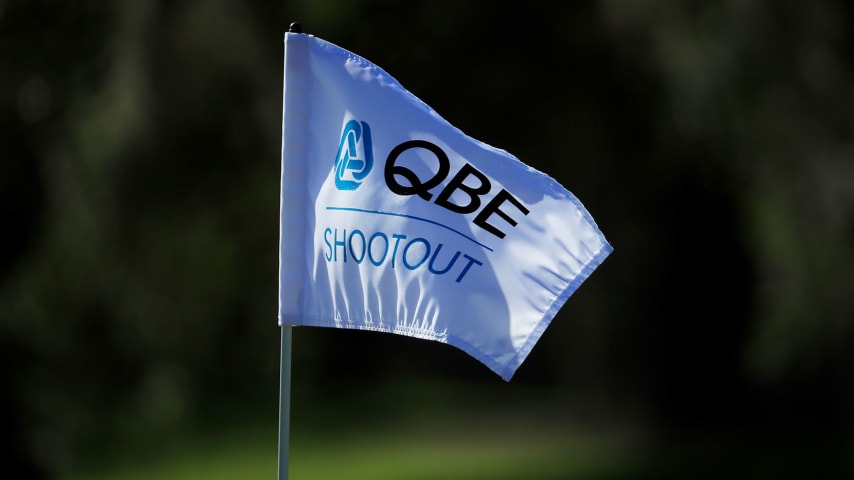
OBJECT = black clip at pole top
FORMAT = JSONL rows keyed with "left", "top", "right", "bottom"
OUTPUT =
{"left": 289, "top": 22, "right": 303, "bottom": 34}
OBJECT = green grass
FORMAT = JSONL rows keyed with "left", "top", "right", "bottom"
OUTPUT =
{"left": 58, "top": 376, "right": 854, "bottom": 480}
{"left": 64, "top": 418, "right": 648, "bottom": 480}
{"left": 60, "top": 415, "right": 854, "bottom": 480}
{"left": 62, "top": 380, "right": 853, "bottom": 479}
{"left": 63, "top": 381, "right": 657, "bottom": 480}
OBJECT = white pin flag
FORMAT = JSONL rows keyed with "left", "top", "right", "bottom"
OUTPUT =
{"left": 279, "top": 31, "right": 612, "bottom": 381}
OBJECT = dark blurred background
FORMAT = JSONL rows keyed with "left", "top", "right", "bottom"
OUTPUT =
{"left": 2, "top": 1, "right": 853, "bottom": 479}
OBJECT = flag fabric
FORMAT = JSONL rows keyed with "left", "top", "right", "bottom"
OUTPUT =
{"left": 278, "top": 32, "right": 612, "bottom": 381}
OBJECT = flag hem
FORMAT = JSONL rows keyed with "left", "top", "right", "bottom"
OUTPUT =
{"left": 279, "top": 242, "right": 612, "bottom": 381}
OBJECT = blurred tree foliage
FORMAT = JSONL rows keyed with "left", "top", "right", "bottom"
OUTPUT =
{"left": 2, "top": 0, "right": 853, "bottom": 478}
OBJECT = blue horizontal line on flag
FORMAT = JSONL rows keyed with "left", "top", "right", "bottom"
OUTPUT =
{"left": 326, "top": 206, "right": 494, "bottom": 252}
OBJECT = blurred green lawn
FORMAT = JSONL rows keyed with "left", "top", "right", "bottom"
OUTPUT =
{"left": 61, "top": 379, "right": 656, "bottom": 480}
{"left": 60, "top": 380, "right": 854, "bottom": 480}
{"left": 64, "top": 414, "right": 649, "bottom": 480}
{"left": 63, "top": 416, "right": 854, "bottom": 480}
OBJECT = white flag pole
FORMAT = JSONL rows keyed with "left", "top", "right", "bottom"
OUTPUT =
{"left": 277, "top": 325, "right": 293, "bottom": 480}
{"left": 278, "top": 21, "right": 302, "bottom": 480}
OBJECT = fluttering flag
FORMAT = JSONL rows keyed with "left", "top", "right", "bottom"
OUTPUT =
{"left": 278, "top": 31, "right": 612, "bottom": 381}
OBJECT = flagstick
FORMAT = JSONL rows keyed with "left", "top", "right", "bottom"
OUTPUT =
{"left": 279, "top": 21, "right": 302, "bottom": 480}
{"left": 277, "top": 325, "right": 293, "bottom": 480}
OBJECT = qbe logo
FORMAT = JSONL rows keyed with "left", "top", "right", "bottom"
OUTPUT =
{"left": 334, "top": 119, "right": 374, "bottom": 191}
{"left": 333, "top": 118, "right": 530, "bottom": 240}
{"left": 324, "top": 118, "right": 533, "bottom": 283}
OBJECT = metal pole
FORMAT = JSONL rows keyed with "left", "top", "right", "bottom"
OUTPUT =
{"left": 277, "top": 325, "right": 293, "bottom": 480}
{"left": 279, "top": 22, "right": 302, "bottom": 480}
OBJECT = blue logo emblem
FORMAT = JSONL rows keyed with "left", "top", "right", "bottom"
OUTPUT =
{"left": 334, "top": 119, "right": 373, "bottom": 190}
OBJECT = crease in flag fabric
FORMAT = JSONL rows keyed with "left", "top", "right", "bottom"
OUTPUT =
{"left": 278, "top": 32, "right": 612, "bottom": 381}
